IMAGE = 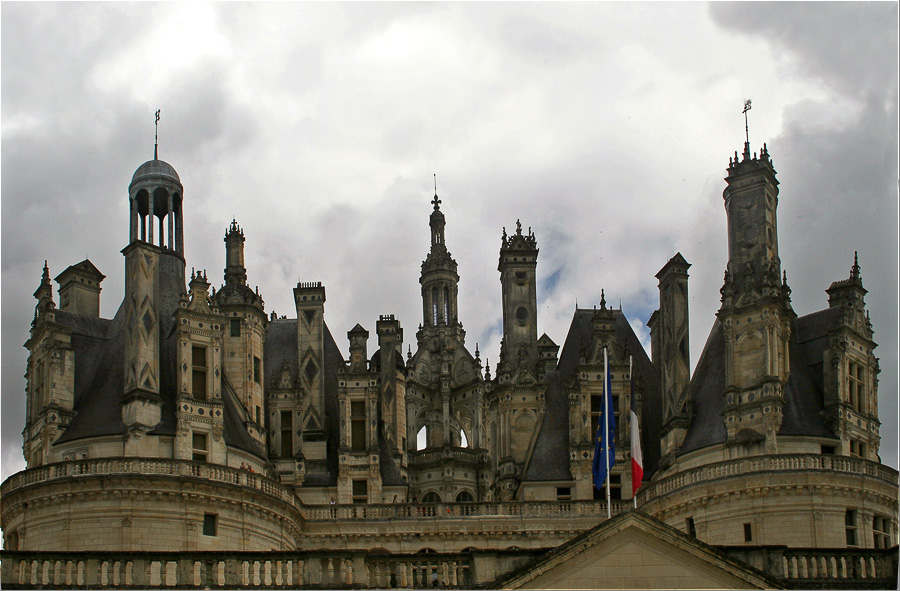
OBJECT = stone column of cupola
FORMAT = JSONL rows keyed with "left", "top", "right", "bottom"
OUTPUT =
{"left": 719, "top": 143, "right": 794, "bottom": 451}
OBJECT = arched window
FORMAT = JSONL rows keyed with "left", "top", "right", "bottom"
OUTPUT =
{"left": 456, "top": 490, "right": 474, "bottom": 503}
{"left": 443, "top": 286, "right": 450, "bottom": 323}
{"left": 432, "top": 287, "right": 438, "bottom": 326}
{"left": 421, "top": 491, "right": 441, "bottom": 503}
{"left": 416, "top": 425, "right": 428, "bottom": 450}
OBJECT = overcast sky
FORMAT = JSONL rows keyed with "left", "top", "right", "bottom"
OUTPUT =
{"left": 2, "top": 2, "right": 897, "bottom": 481}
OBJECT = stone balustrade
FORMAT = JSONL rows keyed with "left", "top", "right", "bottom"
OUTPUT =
{"left": 780, "top": 547, "right": 896, "bottom": 584}
{"left": 408, "top": 447, "right": 486, "bottom": 466}
{"left": 0, "top": 457, "right": 301, "bottom": 511}
{"left": 3, "top": 546, "right": 895, "bottom": 589}
{"left": 304, "top": 499, "right": 633, "bottom": 521}
{"left": 0, "top": 550, "right": 476, "bottom": 589}
{"left": 639, "top": 453, "right": 899, "bottom": 505}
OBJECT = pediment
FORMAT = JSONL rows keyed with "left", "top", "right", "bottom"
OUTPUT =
{"left": 498, "top": 510, "right": 781, "bottom": 590}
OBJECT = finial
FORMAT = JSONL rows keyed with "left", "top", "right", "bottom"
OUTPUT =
{"left": 743, "top": 99, "right": 751, "bottom": 145}
{"left": 783, "top": 270, "right": 788, "bottom": 284}
{"left": 475, "top": 343, "right": 480, "bottom": 359}
{"left": 154, "top": 109, "right": 160, "bottom": 160}
{"left": 851, "top": 251, "right": 861, "bottom": 280}
{"left": 42, "top": 260, "right": 50, "bottom": 281}
{"left": 407, "top": 345, "right": 412, "bottom": 361}
{"left": 600, "top": 289, "right": 606, "bottom": 309}
{"left": 516, "top": 219, "right": 522, "bottom": 235}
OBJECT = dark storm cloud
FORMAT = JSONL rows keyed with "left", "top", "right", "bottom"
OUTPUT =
{"left": 709, "top": 2, "right": 899, "bottom": 96}
{"left": 709, "top": 1, "right": 899, "bottom": 465}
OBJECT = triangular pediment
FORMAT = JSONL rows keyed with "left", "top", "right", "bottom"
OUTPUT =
{"left": 497, "top": 510, "right": 782, "bottom": 590}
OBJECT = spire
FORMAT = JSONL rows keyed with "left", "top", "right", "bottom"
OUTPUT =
{"left": 742, "top": 99, "right": 752, "bottom": 160}
{"left": 428, "top": 177, "right": 447, "bottom": 252}
{"left": 600, "top": 289, "right": 606, "bottom": 310}
{"left": 224, "top": 219, "right": 247, "bottom": 286}
{"left": 33, "top": 260, "right": 55, "bottom": 313}
{"left": 851, "top": 251, "right": 861, "bottom": 281}
{"left": 154, "top": 109, "right": 160, "bottom": 160}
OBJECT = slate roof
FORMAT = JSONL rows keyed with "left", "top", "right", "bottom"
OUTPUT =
{"left": 523, "top": 308, "right": 662, "bottom": 482}
{"left": 52, "top": 252, "right": 265, "bottom": 460}
{"left": 679, "top": 308, "right": 839, "bottom": 455}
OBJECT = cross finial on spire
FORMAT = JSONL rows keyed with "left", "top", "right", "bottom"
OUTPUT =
{"left": 742, "top": 100, "right": 752, "bottom": 159}
{"left": 154, "top": 110, "right": 160, "bottom": 160}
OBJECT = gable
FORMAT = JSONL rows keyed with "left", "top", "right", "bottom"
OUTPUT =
{"left": 499, "top": 511, "right": 781, "bottom": 590}
{"left": 514, "top": 528, "right": 767, "bottom": 589}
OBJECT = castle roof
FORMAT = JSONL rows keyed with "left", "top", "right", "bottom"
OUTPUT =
{"left": 523, "top": 308, "right": 662, "bottom": 482}
{"left": 680, "top": 308, "right": 839, "bottom": 455}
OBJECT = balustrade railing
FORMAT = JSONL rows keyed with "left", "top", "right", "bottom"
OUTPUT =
{"left": 639, "top": 453, "right": 899, "bottom": 505}
{"left": 0, "top": 458, "right": 300, "bottom": 511}
{"left": 304, "top": 499, "right": 632, "bottom": 521}
{"left": 408, "top": 447, "right": 485, "bottom": 466}
{"left": 779, "top": 548, "right": 895, "bottom": 583}
{"left": 0, "top": 550, "right": 476, "bottom": 589}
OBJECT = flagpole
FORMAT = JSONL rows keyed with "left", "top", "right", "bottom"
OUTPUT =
{"left": 604, "top": 346, "right": 611, "bottom": 519}
{"left": 630, "top": 355, "right": 636, "bottom": 510}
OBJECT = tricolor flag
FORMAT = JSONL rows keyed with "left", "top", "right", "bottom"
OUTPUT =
{"left": 592, "top": 349, "right": 616, "bottom": 492}
{"left": 629, "top": 359, "right": 643, "bottom": 497}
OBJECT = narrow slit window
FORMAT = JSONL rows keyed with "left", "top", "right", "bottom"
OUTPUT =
{"left": 192, "top": 345, "right": 207, "bottom": 401}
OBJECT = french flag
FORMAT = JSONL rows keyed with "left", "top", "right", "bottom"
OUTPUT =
{"left": 629, "top": 363, "right": 643, "bottom": 497}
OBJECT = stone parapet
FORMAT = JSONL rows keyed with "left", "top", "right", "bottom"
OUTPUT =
{"left": 304, "top": 498, "right": 630, "bottom": 521}
{"left": 2, "top": 545, "right": 895, "bottom": 589}
{"left": 0, "top": 549, "right": 481, "bottom": 589}
{"left": 640, "top": 453, "right": 899, "bottom": 506}
{"left": 1, "top": 458, "right": 299, "bottom": 511}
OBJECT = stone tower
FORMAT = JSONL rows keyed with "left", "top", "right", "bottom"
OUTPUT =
{"left": 497, "top": 220, "right": 540, "bottom": 382}
{"left": 294, "top": 280, "right": 328, "bottom": 464}
{"left": 823, "top": 254, "right": 881, "bottom": 460}
{"left": 215, "top": 220, "right": 267, "bottom": 447}
{"left": 23, "top": 263, "right": 74, "bottom": 467}
{"left": 650, "top": 253, "right": 691, "bottom": 465}
{"left": 718, "top": 143, "right": 794, "bottom": 452}
{"left": 122, "top": 159, "right": 185, "bottom": 454}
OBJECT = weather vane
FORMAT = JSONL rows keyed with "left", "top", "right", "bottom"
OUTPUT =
{"left": 154, "top": 109, "right": 161, "bottom": 160}
{"left": 743, "top": 99, "right": 751, "bottom": 144}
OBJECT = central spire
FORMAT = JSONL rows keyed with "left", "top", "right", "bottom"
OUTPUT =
{"left": 420, "top": 178, "right": 459, "bottom": 329}
{"left": 429, "top": 176, "right": 447, "bottom": 252}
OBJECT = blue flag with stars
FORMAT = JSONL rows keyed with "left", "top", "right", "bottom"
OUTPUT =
{"left": 592, "top": 359, "right": 616, "bottom": 491}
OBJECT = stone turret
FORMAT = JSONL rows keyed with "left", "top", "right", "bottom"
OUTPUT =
{"left": 497, "top": 220, "right": 540, "bottom": 381}
{"left": 651, "top": 253, "right": 691, "bottom": 464}
{"left": 718, "top": 143, "right": 794, "bottom": 451}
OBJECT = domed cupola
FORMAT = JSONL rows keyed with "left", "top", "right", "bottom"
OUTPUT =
{"left": 128, "top": 158, "right": 184, "bottom": 256}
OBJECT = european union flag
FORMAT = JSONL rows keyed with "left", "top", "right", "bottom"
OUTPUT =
{"left": 592, "top": 359, "right": 616, "bottom": 490}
